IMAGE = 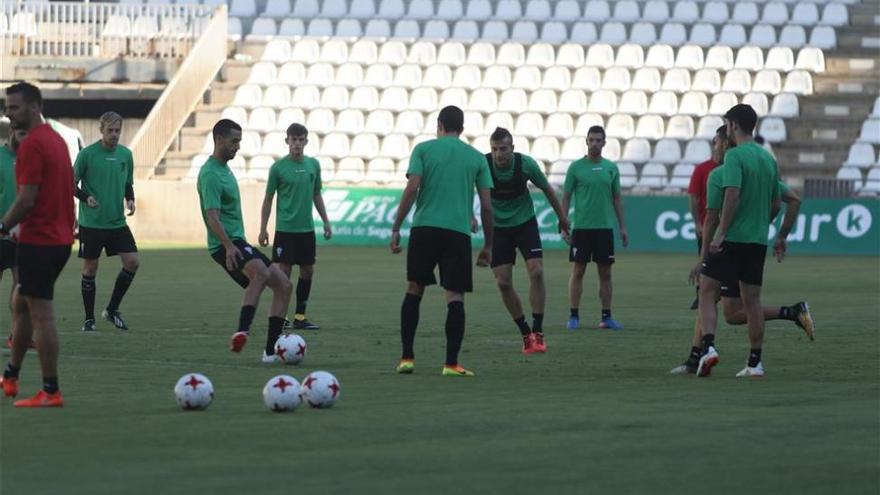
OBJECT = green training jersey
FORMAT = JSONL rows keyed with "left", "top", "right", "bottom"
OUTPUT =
{"left": 266, "top": 155, "right": 322, "bottom": 233}
{"left": 563, "top": 157, "right": 621, "bottom": 230}
{"left": 708, "top": 167, "right": 788, "bottom": 220}
{"left": 721, "top": 142, "right": 780, "bottom": 245}
{"left": 407, "top": 136, "right": 493, "bottom": 235}
{"left": 73, "top": 141, "right": 134, "bottom": 229}
{"left": 0, "top": 145, "right": 16, "bottom": 218}
{"left": 489, "top": 153, "right": 550, "bottom": 228}
{"left": 197, "top": 156, "right": 245, "bottom": 253}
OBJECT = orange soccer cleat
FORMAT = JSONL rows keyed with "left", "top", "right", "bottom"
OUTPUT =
{"left": 0, "top": 376, "right": 18, "bottom": 397}
{"left": 14, "top": 390, "right": 64, "bottom": 408}
{"left": 532, "top": 332, "right": 547, "bottom": 353}
{"left": 229, "top": 331, "right": 249, "bottom": 353}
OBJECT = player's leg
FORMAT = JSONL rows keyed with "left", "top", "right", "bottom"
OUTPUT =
{"left": 438, "top": 230, "right": 474, "bottom": 377}
{"left": 597, "top": 263, "right": 623, "bottom": 329}
{"left": 102, "top": 227, "right": 139, "bottom": 329}
{"left": 567, "top": 229, "right": 588, "bottom": 329}
{"left": 80, "top": 257, "right": 98, "bottom": 331}
{"left": 696, "top": 274, "right": 723, "bottom": 376}
{"left": 691, "top": 234, "right": 702, "bottom": 310}
{"left": 670, "top": 317, "right": 705, "bottom": 374}
{"left": 261, "top": 262, "right": 293, "bottom": 361}
{"left": 721, "top": 298, "right": 814, "bottom": 341}
{"left": 398, "top": 227, "right": 436, "bottom": 373}
{"left": 18, "top": 296, "right": 63, "bottom": 405}
{"left": 491, "top": 225, "right": 531, "bottom": 347}
{"left": 737, "top": 282, "right": 766, "bottom": 377}
{"left": 1, "top": 287, "right": 30, "bottom": 398}
{"left": 292, "top": 263, "right": 319, "bottom": 329}
{"left": 524, "top": 258, "right": 547, "bottom": 351}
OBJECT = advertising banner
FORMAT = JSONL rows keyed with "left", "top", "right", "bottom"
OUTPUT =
{"left": 316, "top": 188, "right": 880, "bottom": 256}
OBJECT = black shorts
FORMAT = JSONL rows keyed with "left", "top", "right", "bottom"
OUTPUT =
{"left": 491, "top": 217, "right": 543, "bottom": 268}
{"left": 569, "top": 228, "right": 615, "bottom": 265}
{"left": 0, "top": 239, "right": 16, "bottom": 271}
{"left": 210, "top": 239, "right": 272, "bottom": 289}
{"left": 701, "top": 241, "right": 767, "bottom": 287}
{"left": 78, "top": 226, "right": 138, "bottom": 259}
{"left": 272, "top": 231, "right": 316, "bottom": 266}
{"left": 719, "top": 279, "right": 741, "bottom": 299}
{"left": 17, "top": 243, "right": 71, "bottom": 300}
{"left": 407, "top": 227, "right": 473, "bottom": 293}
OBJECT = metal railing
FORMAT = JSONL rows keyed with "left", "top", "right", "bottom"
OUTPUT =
{"left": 128, "top": 5, "right": 227, "bottom": 179}
{"left": 803, "top": 177, "right": 855, "bottom": 198}
{"left": 0, "top": 1, "right": 214, "bottom": 58}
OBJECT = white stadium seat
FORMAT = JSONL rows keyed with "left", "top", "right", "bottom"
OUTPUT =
{"left": 622, "top": 138, "right": 651, "bottom": 162}
{"left": 638, "top": 163, "right": 668, "bottom": 189}
{"left": 480, "top": 21, "right": 508, "bottom": 41}
{"left": 821, "top": 4, "right": 848, "bottom": 26}
{"left": 306, "top": 18, "right": 333, "bottom": 37}
{"left": 666, "top": 115, "right": 695, "bottom": 140}
{"left": 760, "top": 117, "right": 787, "bottom": 143}
{"left": 769, "top": 93, "right": 799, "bottom": 117}
{"left": 645, "top": 45, "right": 674, "bottom": 70}
{"left": 633, "top": 68, "right": 662, "bottom": 92}
{"left": 762, "top": 3, "right": 789, "bottom": 25}
{"left": 659, "top": 23, "right": 688, "bottom": 46}
{"left": 844, "top": 144, "right": 876, "bottom": 169}
{"left": 574, "top": 114, "right": 604, "bottom": 136}
{"left": 248, "top": 62, "right": 278, "bottom": 87}
{"left": 629, "top": 23, "right": 657, "bottom": 46}
{"left": 732, "top": 3, "right": 759, "bottom": 24}
{"left": 499, "top": 88, "right": 528, "bottom": 112}
{"left": 696, "top": 117, "right": 723, "bottom": 140}
{"left": 648, "top": 91, "right": 678, "bottom": 117}
{"left": 684, "top": 139, "right": 712, "bottom": 163}
{"left": 693, "top": 69, "right": 722, "bottom": 93}
{"left": 364, "top": 64, "right": 393, "bottom": 87}
{"left": 722, "top": 70, "right": 751, "bottom": 93}
{"left": 668, "top": 164, "right": 695, "bottom": 189}
{"left": 719, "top": 24, "right": 747, "bottom": 48}
{"left": 766, "top": 47, "right": 794, "bottom": 71}
{"left": 336, "top": 158, "right": 365, "bottom": 183}
{"left": 559, "top": 90, "right": 589, "bottom": 114}
{"left": 702, "top": 2, "right": 729, "bottom": 25}
{"left": 836, "top": 167, "right": 863, "bottom": 192}
{"left": 602, "top": 67, "right": 632, "bottom": 91}
{"left": 615, "top": 44, "right": 645, "bottom": 69}
{"left": 586, "top": 44, "right": 615, "bottom": 68}
{"left": 661, "top": 69, "right": 691, "bottom": 93}
{"left": 336, "top": 63, "right": 365, "bottom": 88}
{"left": 612, "top": 0, "right": 640, "bottom": 22}
{"left": 545, "top": 114, "right": 574, "bottom": 138}
{"left": 247, "top": 107, "right": 277, "bottom": 133}
{"left": 379, "top": 134, "right": 410, "bottom": 160}
{"left": 233, "top": 84, "right": 262, "bottom": 109}
{"left": 466, "top": 0, "right": 492, "bottom": 20}
{"left": 672, "top": 1, "right": 699, "bottom": 23}
{"left": 438, "top": 42, "right": 467, "bottom": 65}
{"left": 571, "top": 22, "right": 599, "bottom": 44}
{"left": 278, "top": 18, "right": 305, "bottom": 37}
{"left": 676, "top": 45, "right": 705, "bottom": 71}
{"left": 780, "top": 26, "right": 807, "bottom": 48}
{"left": 618, "top": 162, "right": 638, "bottom": 188}
{"left": 705, "top": 46, "right": 734, "bottom": 71}
{"left": 276, "top": 108, "right": 306, "bottom": 131}
{"left": 263, "top": 0, "right": 290, "bottom": 17}
{"left": 690, "top": 23, "right": 717, "bottom": 47}
{"left": 513, "top": 66, "right": 542, "bottom": 90}
{"left": 557, "top": 44, "right": 585, "bottom": 68}
{"left": 710, "top": 92, "right": 739, "bottom": 115}
{"left": 336, "top": 109, "right": 365, "bottom": 134}
{"left": 680, "top": 92, "right": 709, "bottom": 116}
{"left": 864, "top": 168, "right": 880, "bottom": 195}
{"left": 743, "top": 92, "right": 770, "bottom": 116}
{"left": 753, "top": 70, "right": 782, "bottom": 94}
{"left": 543, "top": 67, "right": 571, "bottom": 91}
{"left": 484, "top": 66, "right": 512, "bottom": 90}
{"left": 526, "top": 43, "right": 556, "bottom": 68}
{"left": 555, "top": 0, "right": 581, "bottom": 20}
{"left": 587, "top": 90, "right": 618, "bottom": 114}
{"left": 860, "top": 119, "right": 880, "bottom": 144}
{"left": 470, "top": 88, "right": 499, "bottom": 113}
{"left": 796, "top": 47, "right": 826, "bottom": 72}
{"left": 366, "top": 158, "right": 397, "bottom": 183}
{"left": 439, "top": 88, "right": 469, "bottom": 108}
{"left": 306, "top": 108, "right": 335, "bottom": 134}
{"left": 599, "top": 22, "right": 628, "bottom": 45}
{"left": 524, "top": 0, "right": 552, "bottom": 20}
{"left": 497, "top": 42, "right": 526, "bottom": 67}
{"left": 289, "top": 86, "right": 317, "bottom": 110}
{"left": 306, "top": 63, "right": 334, "bottom": 86}
{"left": 531, "top": 137, "right": 561, "bottom": 163}
{"left": 365, "top": 110, "right": 395, "bottom": 134}
{"left": 495, "top": 0, "right": 524, "bottom": 21}
{"left": 583, "top": 0, "right": 611, "bottom": 22}
{"left": 619, "top": 91, "right": 648, "bottom": 115}
{"left": 467, "top": 42, "right": 496, "bottom": 67}
{"left": 572, "top": 67, "right": 601, "bottom": 91}
{"left": 425, "top": 65, "right": 453, "bottom": 89}
{"left": 636, "top": 115, "right": 666, "bottom": 140}
{"left": 784, "top": 70, "right": 813, "bottom": 95}
{"left": 653, "top": 139, "right": 682, "bottom": 164}
{"left": 791, "top": 4, "right": 819, "bottom": 25}
{"left": 643, "top": 0, "right": 669, "bottom": 22}
{"left": 350, "top": 87, "right": 379, "bottom": 111}
{"left": 735, "top": 46, "right": 765, "bottom": 72}
{"left": 607, "top": 114, "right": 635, "bottom": 139}
{"left": 436, "top": 0, "right": 464, "bottom": 20}
{"left": 809, "top": 26, "right": 837, "bottom": 50}
{"left": 350, "top": 134, "right": 380, "bottom": 159}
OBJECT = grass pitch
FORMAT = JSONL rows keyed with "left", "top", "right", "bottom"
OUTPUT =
{"left": 1, "top": 247, "right": 878, "bottom": 494}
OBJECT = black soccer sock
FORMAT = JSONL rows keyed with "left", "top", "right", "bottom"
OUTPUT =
{"left": 686, "top": 346, "right": 702, "bottom": 367}
{"left": 106, "top": 269, "right": 136, "bottom": 312}
{"left": 81, "top": 275, "right": 96, "bottom": 320}
{"left": 748, "top": 349, "right": 762, "bottom": 368}
{"left": 532, "top": 313, "right": 544, "bottom": 334}
{"left": 295, "top": 278, "right": 312, "bottom": 316}
{"left": 701, "top": 333, "right": 715, "bottom": 353}
{"left": 42, "top": 376, "right": 59, "bottom": 394}
{"left": 445, "top": 301, "right": 465, "bottom": 366}
{"left": 601, "top": 309, "right": 612, "bottom": 320}
{"left": 513, "top": 315, "right": 531, "bottom": 336}
{"left": 400, "top": 293, "right": 421, "bottom": 360}
{"left": 238, "top": 305, "right": 256, "bottom": 334}
{"left": 570, "top": 308, "right": 579, "bottom": 318}
{"left": 778, "top": 306, "right": 794, "bottom": 321}
{"left": 3, "top": 362, "right": 20, "bottom": 379}
{"left": 266, "top": 316, "right": 285, "bottom": 356}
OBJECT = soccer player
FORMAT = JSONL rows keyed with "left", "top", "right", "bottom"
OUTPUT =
{"left": 671, "top": 153, "right": 815, "bottom": 374}
{"left": 197, "top": 119, "right": 292, "bottom": 361}
{"left": 686, "top": 127, "right": 724, "bottom": 310}
{"left": 74, "top": 112, "right": 139, "bottom": 332}
{"left": 258, "top": 123, "right": 332, "bottom": 331}
{"left": 390, "top": 105, "right": 493, "bottom": 377}
{"left": 483, "top": 127, "right": 569, "bottom": 353}
{"left": 696, "top": 104, "right": 781, "bottom": 378}
{"left": 0, "top": 82, "right": 75, "bottom": 407}
{"left": 562, "top": 125, "right": 628, "bottom": 330}
{"left": 1, "top": 123, "right": 26, "bottom": 347}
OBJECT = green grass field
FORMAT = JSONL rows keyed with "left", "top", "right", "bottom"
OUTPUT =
{"left": 1, "top": 247, "right": 877, "bottom": 494}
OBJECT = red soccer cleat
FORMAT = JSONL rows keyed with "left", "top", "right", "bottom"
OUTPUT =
{"left": 522, "top": 334, "right": 540, "bottom": 354}
{"left": 532, "top": 332, "right": 547, "bottom": 353}
{"left": 1, "top": 376, "right": 18, "bottom": 397}
{"left": 230, "top": 331, "right": 249, "bottom": 353}
{"left": 14, "top": 389, "right": 63, "bottom": 407}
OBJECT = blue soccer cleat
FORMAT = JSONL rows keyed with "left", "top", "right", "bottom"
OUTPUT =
{"left": 566, "top": 316, "right": 580, "bottom": 330}
{"left": 599, "top": 317, "right": 623, "bottom": 330}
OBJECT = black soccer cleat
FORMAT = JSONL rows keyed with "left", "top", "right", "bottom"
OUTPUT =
{"left": 81, "top": 319, "right": 97, "bottom": 332}
{"left": 792, "top": 301, "right": 815, "bottom": 341}
{"left": 102, "top": 309, "right": 129, "bottom": 331}
{"left": 292, "top": 318, "right": 320, "bottom": 330}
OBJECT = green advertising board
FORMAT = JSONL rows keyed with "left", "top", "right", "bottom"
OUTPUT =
{"left": 315, "top": 188, "right": 880, "bottom": 256}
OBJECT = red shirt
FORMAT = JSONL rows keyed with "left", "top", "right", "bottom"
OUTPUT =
{"left": 687, "top": 159, "right": 719, "bottom": 228}
{"left": 15, "top": 123, "right": 75, "bottom": 245}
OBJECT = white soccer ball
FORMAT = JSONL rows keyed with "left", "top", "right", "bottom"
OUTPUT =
{"left": 274, "top": 333, "right": 307, "bottom": 365}
{"left": 262, "top": 374, "right": 302, "bottom": 412}
{"left": 174, "top": 373, "right": 214, "bottom": 411}
{"left": 301, "top": 371, "right": 341, "bottom": 409}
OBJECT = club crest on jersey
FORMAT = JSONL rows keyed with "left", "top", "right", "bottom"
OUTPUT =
{"left": 244, "top": 246, "right": 253, "bottom": 254}
{"left": 276, "top": 247, "right": 283, "bottom": 256}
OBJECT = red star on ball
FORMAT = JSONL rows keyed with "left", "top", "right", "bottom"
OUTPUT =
{"left": 185, "top": 375, "right": 203, "bottom": 390}
{"left": 276, "top": 346, "right": 288, "bottom": 359}
{"left": 273, "top": 377, "right": 293, "bottom": 393}
{"left": 328, "top": 381, "right": 340, "bottom": 398}
{"left": 303, "top": 375, "right": 317, "bottom": 389}
{"left": 295, "top": 344, "right": 306, "bottom": 357}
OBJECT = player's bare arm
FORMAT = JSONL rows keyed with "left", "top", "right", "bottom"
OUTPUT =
{"left": 613, "top": 192, "right": 628, "bottom": 247}
{"left": 476, "top": 187, "right": 493, "bottom": 267}
{"left": 560, "top": 190, "right": 572, "bottom": 244}
{"left": 258, "top": 190, "right": 274, "bottom": 247}
{"left": 205, "top": 208, "right": 241, "bottom": 271}
{"left": 537, "top": 182, "right": 569, "bottom": 236}
{"left": 774, "top": 190, "right": 800, "bottom": 262}
{"left": 313, "top": 192, "right": 332, "bottom": 240}
{"left": 390, "top": 174, "right": 420, "bottom": 253}
{"left": 691, "top": 209, "right": 720, "bottom": 285}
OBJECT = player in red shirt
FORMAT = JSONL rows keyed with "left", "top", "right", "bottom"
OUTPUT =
{"left": 0, "top": 82, "right": 75, "bottom": 407}
{"left": 685, "top": 126, "right": 725, "bottom": 309}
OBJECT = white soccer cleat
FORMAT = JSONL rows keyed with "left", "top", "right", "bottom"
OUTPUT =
{"left": 669, "top": 363, "right": 696, "bottom": 375}
{"left": 735, "top": 362, "right": 765, "bottom": 378}
{"left": 696, "top": 346, "right": 719, "bottom": 377}
{"left": 261, "top": 351, "right": 281, "bottom": 364}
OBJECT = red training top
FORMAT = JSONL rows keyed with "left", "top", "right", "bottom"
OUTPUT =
{"left": 687, "top": 159, "right": 719, "bottom": 229}
{"left": 15, "top": 123, "right": 75, "bottom": 245}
